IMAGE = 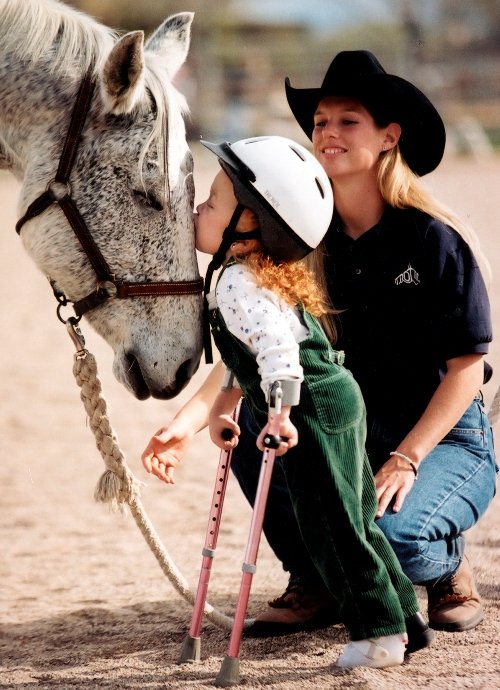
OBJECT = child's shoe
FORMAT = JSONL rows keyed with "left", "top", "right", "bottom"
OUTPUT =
{"left": 336, "top": 634, "right": 406, "bottom": 669}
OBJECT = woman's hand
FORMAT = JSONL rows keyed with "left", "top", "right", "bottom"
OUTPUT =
{"left": 373, "top": 455, "right": 417, "bottom": 517}
{"left": 141, "top": 416, "right": 195, "bottom": 485}
{"left": 374, "top": 354, "right": 484, "bottom": 517}
{"left": 257, "top": 407, "right": 298, "bottom": 457}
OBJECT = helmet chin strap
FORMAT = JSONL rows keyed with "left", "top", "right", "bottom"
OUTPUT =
{"left": 203, "top": 204, "right": 244, "bottom": 364}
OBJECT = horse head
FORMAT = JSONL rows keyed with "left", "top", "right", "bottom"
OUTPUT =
{"left": 0, "top": 0, "right": 203, "bottom": 400}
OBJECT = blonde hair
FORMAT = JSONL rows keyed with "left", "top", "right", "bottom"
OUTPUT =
{"left": 378, "top": 148, "right": 492, "bottom": 286}
{"left": 239, "top": 251, "right": 338, "bottom": 342}
{"left": 302, "top": 246, "right": 339, "bottom": 344}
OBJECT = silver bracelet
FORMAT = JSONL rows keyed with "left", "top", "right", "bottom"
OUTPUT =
{"left": 389, "top": 451, "right": 419, "bottom": 479}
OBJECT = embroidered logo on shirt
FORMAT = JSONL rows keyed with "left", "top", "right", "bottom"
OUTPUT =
{"left": 395, "top": 264, "right": 420, "bottom": 286}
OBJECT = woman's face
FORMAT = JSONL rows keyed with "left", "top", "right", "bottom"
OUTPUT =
{"left": 312, "top": 96, "right": 400, "bottom": 182}
{"left": 194, "top": 170, "right": 238, "bottom": 254}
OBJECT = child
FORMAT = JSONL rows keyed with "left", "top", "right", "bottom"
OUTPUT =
{"left": 185, "top": 135, "right": 422, "bottom": 668}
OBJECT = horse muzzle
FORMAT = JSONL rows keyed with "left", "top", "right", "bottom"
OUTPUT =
{"left": 117, "top": 349, "right": 201, "bottom": 400}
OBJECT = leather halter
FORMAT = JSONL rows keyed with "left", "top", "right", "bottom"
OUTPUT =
{"left": 15, "top": 71, "right": 203, "bottom": 321}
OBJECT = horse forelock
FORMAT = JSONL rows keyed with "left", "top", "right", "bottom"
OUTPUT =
{"left": 0, "top": 0, "right": 116, "bottom": 76}
{"left": 139, "top": 57, "right": 191, "bottom": 203}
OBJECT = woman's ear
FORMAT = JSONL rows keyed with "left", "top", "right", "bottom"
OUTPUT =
{"left": 382, "top": 122, "right": 402, "bottom": 151}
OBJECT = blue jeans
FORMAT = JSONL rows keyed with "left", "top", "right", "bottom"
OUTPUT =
{"left": 230, "top": 396, "right": 497, "bottom": 587}
{"left": 376, "top": 396, "right": 497, "bottom": 585}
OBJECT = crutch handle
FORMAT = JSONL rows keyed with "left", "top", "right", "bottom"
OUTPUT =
{"left": 263, "top": 433, "right": 288, "bottom": 449}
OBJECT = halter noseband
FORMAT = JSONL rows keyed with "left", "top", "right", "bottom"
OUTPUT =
{"left": 15, "top": 71, "right": 203, "bottom": 321}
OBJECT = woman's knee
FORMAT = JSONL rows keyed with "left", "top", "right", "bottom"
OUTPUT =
{"left": 376, "top": 512, "right": 427, "bottom": 581}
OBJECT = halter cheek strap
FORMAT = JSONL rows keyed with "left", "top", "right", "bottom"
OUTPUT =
{"left": 203, "top": 204, "right": 261, "bottom": 363}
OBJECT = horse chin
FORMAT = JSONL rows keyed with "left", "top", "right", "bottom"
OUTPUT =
{"left": 114, "top": 352, "right": 198, "bottom": 400}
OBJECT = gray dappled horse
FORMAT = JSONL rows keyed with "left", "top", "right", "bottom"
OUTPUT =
{"left": 0, "top": 0, "right": 203, "bottom": 399}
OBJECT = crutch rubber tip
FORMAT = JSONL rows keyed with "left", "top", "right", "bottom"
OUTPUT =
{"left": 214, "top": 655, "right": 240, "bottom": 687}
{"left": 178, "top": 634, "right": 201, "bottom": 664}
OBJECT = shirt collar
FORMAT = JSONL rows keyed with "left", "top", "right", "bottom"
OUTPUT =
{"left": 329, "top": 206, "right": 396, "bottom": 244}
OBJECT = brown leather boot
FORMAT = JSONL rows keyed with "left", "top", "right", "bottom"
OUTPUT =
{"left": 427, "top": 555, "right": 484, "bottom": 632}
{"left": 245, "top": 580, "right": 340, "bottom": 637}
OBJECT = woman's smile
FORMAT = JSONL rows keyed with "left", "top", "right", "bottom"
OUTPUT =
{"left": 321, "top": 146, "right": 347, "bottom": 156}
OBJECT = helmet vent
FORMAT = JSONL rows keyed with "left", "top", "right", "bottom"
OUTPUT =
{"left": 289, "top": 145, "right": 306, "bottom": 161}
{"left": 315, "top": 177, "right": 325, "bottom": 199}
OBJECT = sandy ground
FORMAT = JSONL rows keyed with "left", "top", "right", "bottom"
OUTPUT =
{"left": 1, "top": 147, "right": 500, "bottom": 689}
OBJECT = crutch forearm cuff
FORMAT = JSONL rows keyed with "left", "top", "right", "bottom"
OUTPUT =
{"left": 267, "top": 378, "right": 301, "bottom": 406}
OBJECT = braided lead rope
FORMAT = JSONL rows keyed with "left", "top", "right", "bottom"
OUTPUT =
{"left": 69, "top": 335, "right": 233, "bottom": 630}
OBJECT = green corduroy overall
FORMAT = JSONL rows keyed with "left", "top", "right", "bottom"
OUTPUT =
{"left": 210, "top": 271, "right": 419, "bottom": 640}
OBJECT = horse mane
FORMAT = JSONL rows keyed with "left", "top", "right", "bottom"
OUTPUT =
{"left": 0, "top": 0, "right": 116, "bottom": 76}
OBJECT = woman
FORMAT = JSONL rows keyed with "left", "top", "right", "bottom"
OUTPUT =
{"left": 142, "top": 51, "right": 497, "bottom": 640}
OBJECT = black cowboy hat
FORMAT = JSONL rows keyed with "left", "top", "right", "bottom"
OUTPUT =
{"left": 285, "top": 50, "right": 446, "bottom": 176}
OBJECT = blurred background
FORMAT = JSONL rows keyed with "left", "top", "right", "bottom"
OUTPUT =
{"left": 67, "top": 0, "right": 500, "bottom": 155}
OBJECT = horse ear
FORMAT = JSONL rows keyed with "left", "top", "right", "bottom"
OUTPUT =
{"left": 101, "top": 30, "right": 146, "bottom": 115}
{"left": 145, "top": 12, "right": 194, "bottom": 79}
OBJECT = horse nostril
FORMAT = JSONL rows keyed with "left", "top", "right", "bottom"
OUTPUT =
{"left": 175, "top": 357, "right": 197, "bottom": 391}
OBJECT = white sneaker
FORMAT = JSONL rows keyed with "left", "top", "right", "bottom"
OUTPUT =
{"left": 336, "top": 634, "right": 406, "bottom": 669}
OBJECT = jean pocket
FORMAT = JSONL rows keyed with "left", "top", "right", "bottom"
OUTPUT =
{"left": 445, "top": 426, "right": 485, "bottom": 445}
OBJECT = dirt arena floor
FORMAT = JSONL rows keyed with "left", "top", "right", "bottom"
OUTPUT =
{"left": 1, "top": 145, "right": 500, "bottom": 689}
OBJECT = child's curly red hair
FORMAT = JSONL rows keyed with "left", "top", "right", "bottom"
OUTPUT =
{"left": 231, "top": 209, "right": 339, "bottom": 342}
{"left": 242, "top": 252, "right": 329, "bottom": 318}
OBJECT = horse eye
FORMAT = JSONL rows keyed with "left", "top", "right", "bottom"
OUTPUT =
{"left": 133, "top": 189, "right": 163, "bottom": 212}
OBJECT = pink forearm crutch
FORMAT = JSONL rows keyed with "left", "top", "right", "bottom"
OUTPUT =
{"left": 178, "top": 397, "right": 242, "bottom": 664}
{"left": 215, "top": 381, "right": 285, "bottom": 688}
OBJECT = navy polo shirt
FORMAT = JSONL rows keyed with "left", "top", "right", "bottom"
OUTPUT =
{"left": 324, "top": 206, "right": 492, "bottom": 460}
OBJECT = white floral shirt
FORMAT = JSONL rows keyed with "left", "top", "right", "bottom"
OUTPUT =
{"left": 214, "top": 262, "right": 308, "bottom": 397}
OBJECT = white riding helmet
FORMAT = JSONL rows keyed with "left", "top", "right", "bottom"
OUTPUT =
{"left": 201, "top": 136, "right": 334, "bottom": 262}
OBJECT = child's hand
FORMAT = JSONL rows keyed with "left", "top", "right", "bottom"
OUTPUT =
{"left": 209, "top": 410, "right": 241, "bottom": 450}
{"left": 141, "top": 417, "right": 194, "bottom": 484}
{"left": 208, "top": 389, "right": 242, "bottom": 450}
{"left": 257, "top": 410, "right": 298, "bottom": 457}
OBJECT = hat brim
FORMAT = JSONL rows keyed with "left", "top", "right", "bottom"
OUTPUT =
{"left": 285, "top": 74, "right": 446, "bottom": 176}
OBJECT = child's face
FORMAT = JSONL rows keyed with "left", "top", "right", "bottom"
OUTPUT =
{"left": 195, "top": 170, "right": 238, "bottom": 255}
